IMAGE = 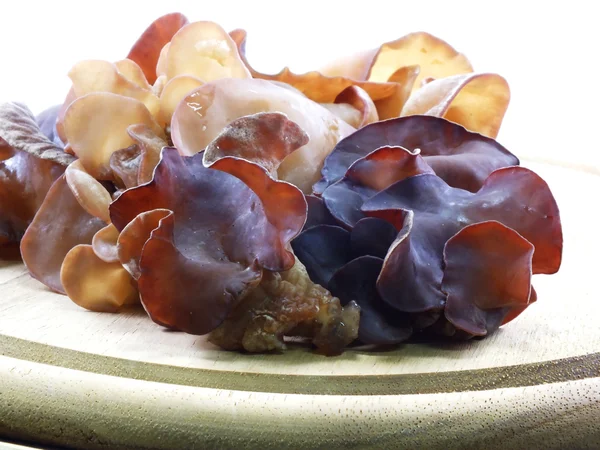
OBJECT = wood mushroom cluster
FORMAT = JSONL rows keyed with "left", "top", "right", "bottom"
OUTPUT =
{"left": 0, "top": 13, "right": 562, "bottom": 354}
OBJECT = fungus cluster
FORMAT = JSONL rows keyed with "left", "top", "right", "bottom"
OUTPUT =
{"left": 0, "top": 13, "right": 561, "bottom": 354}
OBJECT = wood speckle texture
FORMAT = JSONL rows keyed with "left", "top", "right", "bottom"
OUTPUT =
{"left": 0, "top": 161, "right": 599, "bottom": 449}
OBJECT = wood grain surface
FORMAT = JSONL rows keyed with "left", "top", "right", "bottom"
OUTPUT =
{"left": 0, "top": 160, "right": 599, "bottom": 449}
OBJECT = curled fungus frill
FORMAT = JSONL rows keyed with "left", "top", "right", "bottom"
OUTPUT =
{"left": 294, "top": 116, "right": 562, "bottom": 343}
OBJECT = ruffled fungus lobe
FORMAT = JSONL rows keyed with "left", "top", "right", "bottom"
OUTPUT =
{"left": 63, "top": 92, "right": 164, "bottom": 179}
{"left": 165, "top": 21, "right": 251, "bottom": 81}
{"left": 374, "top": 65, "right": 420, "bottom": 120}
{"left": 20, "top": 176, "right": 105, "bottom": 293}
{"left": 109, "top": 123, "right": 167, "bottom": 189}
{"left": 401, "top": 73, "right": 511, "bottom": 138}
{"left": 126, "top": 12, "right": 189, "bottom": 84}
{"left": 320, "top": 32, "right": 473, "bottom": 91}
{"left": 171, "top": 78, "right": 355, "bottom": 193}
{"left": 115, "top": 59, "right": 153, "bottom": 90}
{"left": 91, "top": 224, "right": 120, "bottom": 263}
{"left": 117, "top": 208, "right": 172, "bottom": 279}
{"left": 157, "top": 75, "right": 204, "bottom": 126}
{"left": 60, "top": 244, "right": 138, "bottom": 313}
{"left": 333, "top": 85, "right": 379, "bottom": 128}
{"left": 231, "top": 29, "right": 433, "bottom": 125}
{"left": 328, "top": 256, "right": 412, "bottom": 345}
{"left": 0, "top": 103, "right": 73, "bottom": 246}
{"left": 361, "top": 167, "right": 561, "bottom": 329}
{"left": 68, "top": 60, "right": 159, "bottom": 117}
{"left": 292, "top": 225, "right": 353, "bottom": 289}
{"left": 110, "top": 147, "right": 306, "bottom": 334}
{"left": 314, "top": 115, "right": 518, "bottom": 195}
{"left": 442, "top": 221, "right": 535, "bottom": 335}
{"left": 202, "top": 112, "right": 309, "bottom": 176}
{"left": 109, "top": 145, "right": 141, "bottom": 189}
{"left": 292, "top": 221, "right": 411, "bottom": 345}
{"left": 230, "top": 28, "right": 398, "bottom": 104}
{"left": 304, "top": 195, "right": 338, "bottom": 229}
{"left": 321, "top": 146, "right": 434, "bottom": 228}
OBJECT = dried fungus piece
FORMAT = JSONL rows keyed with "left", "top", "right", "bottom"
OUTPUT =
{"left": 230, "top": 29, "right": 398, "bottom": 104}
{"left": 20, "top": 176, "right": 105, "bottom": 293}
{"left": 110, "top": 147, "right": 306, "bottom": 334}
{"left": 209, "top": 260, "right": 360, "bottom": 354}
{"left": 401, "top": 73, "right": 510, "bottom": 138}
{"left": 320, "top": 32, "right": 473, "bottom": 92}
{"left": 171, "top": 78, "right": 355, "bottom": 193}
{"left": 166, "top": 21, "right": 251, "bottom": 81}
{"left": 0, "top": 103, "right": 73, "bottom": 246}
{"left": 63, "top": 92, "right": 164, "bottom": 179}
{"left": 60, "top": 244, "right": 138, "bottom": 312}
{"left": 314, "top": 115, "right": 518, "bottom": 195}
{"left": 127, "top": 12, "right": 189, "bottom": 84}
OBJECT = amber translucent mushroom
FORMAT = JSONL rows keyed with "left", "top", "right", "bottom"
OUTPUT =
{"left": 170, "top": 78, "right": 354, "bottom": 193}
{"left": 127, "top": 12, "right": 189, "bottom": 84}
{"left": 230, "top": 28, "right": 397, "bottom": 104}
{"left": 61, "top": 244, "right": 138, "bottom": 313}
{"left": 166, "top": 21, "right": 251, "bottom": 81}
{"left": 92, "top": 224, "right": 120, "bottom": 263}
{"left": 65, "top": 160, "right": 112, "bottom": 223}
{"left": 117, "top": 209, "right": 172, "bottom": 279}
{"left": 320, "top": 31, "right": 473, "bottom": 91}
{"left": 63, "top": 92, "right": 164, "bottom": 180}
{"left": 401, "top": 73, "right": 510, "bottom": 138}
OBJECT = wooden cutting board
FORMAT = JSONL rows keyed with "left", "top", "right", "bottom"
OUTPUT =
{"left": 0, "top": 160, "right": 598, "bottom": 449}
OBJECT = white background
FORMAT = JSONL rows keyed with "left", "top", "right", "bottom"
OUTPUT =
{"left": 0, "top": 0, "right": 597, "bottom": 169}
